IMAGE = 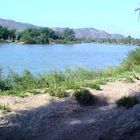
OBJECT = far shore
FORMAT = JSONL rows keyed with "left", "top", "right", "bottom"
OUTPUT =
{"left": 0, "top": 40, "right": 139, "bottom": 46}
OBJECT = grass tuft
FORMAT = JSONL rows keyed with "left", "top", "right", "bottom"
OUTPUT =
{"left": 116, "top": 96, "right": 139, "bottom": 108}
{"left": 0, "top": 104, "right": 11, "bottom": 113}
{"left": 85, "top": 82, "right": 100, "bottom": 90}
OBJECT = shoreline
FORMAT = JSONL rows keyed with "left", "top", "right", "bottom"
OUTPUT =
{"left": 0, "top": 40, "right": 138, "bottom": 46}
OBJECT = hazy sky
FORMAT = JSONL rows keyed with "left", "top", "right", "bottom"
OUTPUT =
{"left": 0, "top": 0, "right": 140, "bottom": 37}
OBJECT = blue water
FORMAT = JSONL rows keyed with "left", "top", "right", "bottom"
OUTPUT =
{"left": 0, "top": 43, "right": 137, "bottom": 75}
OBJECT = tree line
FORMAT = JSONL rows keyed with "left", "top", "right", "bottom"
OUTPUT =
{"left": 0, "top": 26, "right": 16, "bottom": 41}
{"left": 0, "top": 26, "right": 76, "bottom": 44}
{"left": 79, "top": 36, "right": 140, "bottom": 46}
{"left": 0, "top": 25, "right": 140, "bottom": 45}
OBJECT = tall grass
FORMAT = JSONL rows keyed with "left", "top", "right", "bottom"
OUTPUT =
{"left": 126, "top": 48, "right": 140, "bottom": 65}
{"left": 0, "top": 47, "right": 140, "bottom": 97}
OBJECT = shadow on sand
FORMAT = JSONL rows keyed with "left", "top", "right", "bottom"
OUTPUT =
{"left": 0, "top": 92, "right": 140, "bottom": 140}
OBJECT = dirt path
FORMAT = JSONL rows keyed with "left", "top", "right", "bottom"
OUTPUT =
{"left": 0, "top": 79, "right": 140, "bottom": 140}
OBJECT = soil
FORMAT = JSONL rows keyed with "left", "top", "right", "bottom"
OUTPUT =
{"left": 0, "top": 79, "right": 140, "bottom": 140}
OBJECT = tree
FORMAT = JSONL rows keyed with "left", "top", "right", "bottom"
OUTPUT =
{"left": 8, "top": 29, "right": 16, "bottom": 41}
{"left": 61, "top": 28, "right": 76, "bottom": 41}
{"left": 122, "top": 36, "right": 133, "bottom": 45}
{"left": 0, "top": 26, "right": 9, "bottom": 40}
{"left": 18, "top": 28, "right": 59, "bottom": 44}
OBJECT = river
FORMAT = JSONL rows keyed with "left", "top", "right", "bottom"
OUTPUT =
{"left": 0, "top": 43, "right": 137, "bottom": 75}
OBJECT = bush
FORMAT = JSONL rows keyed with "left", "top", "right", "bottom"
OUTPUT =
{"left": 74, "top": 89, "right": 97, "bottom": 105}
{"left": 0, "top": 80, "right": 11, "bottom": 91}
{"left": 116, "top": 96, "right": 139, "bottom": 108}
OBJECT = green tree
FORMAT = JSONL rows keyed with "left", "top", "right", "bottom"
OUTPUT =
{"left": 0, "top": 26, "right": 9, "bottom": 40}
{"left": 125, "top": 36, "right": 133, "bottom": 45}
{"left": 18, "top": 28, "right": 60, "bottom": 44}
{"left": 19, "top": 28, "right": 41, "bottom": 44}
{"left": 8, "top": 29, "right": 16, "bottom": 41}
{"left": 61, "top": 28, "right": 76, "bottom": 41}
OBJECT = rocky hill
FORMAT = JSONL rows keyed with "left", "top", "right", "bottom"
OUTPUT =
{"left": 53, "top": 27, "right": 124, "bottom": 39}
{"left": 74, "top": 28, "right": 124, "bottom": 39}
{"left": 0, "top": 18, "right": 38, "bottom": 31}
{"left": 0, "top": 18, "right": 124, "bottom": 39}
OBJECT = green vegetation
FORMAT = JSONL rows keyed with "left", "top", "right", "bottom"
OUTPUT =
{"left": 0, "top": 26, "right": 77, "bottom": 44}
{"left": 0, "top": 104, "right": 11, "bottom": 113}
{"left": 60, "top": 28, "right": 76, "bottom": 42}
{"left": 125, "top": 76, "right": 135, "bottom": 83}
{"left": 116, "top": 96, "right": 139, "bottom": 108}
{"left": 0, "top": 68, "right": 95, "bottom": 97}
{"left": 85, "top": 82, "right": 100, "bottom": 90}
{"left": 74, "top": 89, "right": 96, "bottom": 105}
{"left": 18, "top": 28, "right": 59, "bottom": 44}
{"left": 125, "top": 48, "right": 140, "bottom": 65}
{"left": 46, "top": 84, "right": 68, "bottom": 98}
{"left": 0, "top": 26, "right": 16, "bottom": 42}
{"left": 77, "top": 35, "right": 140, "bottom": 45}
{"left": 18, "top": 28, "right": 77, "bottom": 44}
{"left": 0, "top": 67, "right": 138, "bottom": 97}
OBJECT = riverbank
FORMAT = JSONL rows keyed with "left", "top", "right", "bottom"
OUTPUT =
{"left": 0, "top": 40, "right": 11, "bottom": 43}
{"left": 0, "top": 47, "right": 140, "bottom": 139}
{"left": 0, "top": 46, "right": 139, "bottom": 97}
{"left": 0, "top": 39, "right": 139, "bottom": 46}
{"left": 0, "top": 47, "right": 140, "bottom": 97}
{"left": 0, "top": 77, "right": 140, "bottom": 140}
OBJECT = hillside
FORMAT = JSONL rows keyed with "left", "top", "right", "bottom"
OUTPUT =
{"left": 0, "top": 18, "right": 124, "bottom": 39}
{"left": 53, "top": 27, "right": 124, "bottom": 39}
{"left": 74, "top": 28, "right": 124, "bottom": 39}
{"left": 0, "top": 18, "right": 38, "bottom": 31}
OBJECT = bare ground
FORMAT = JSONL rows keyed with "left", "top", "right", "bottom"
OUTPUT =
{"left": 0, "top": 79, "right": 140, "bottom": 140}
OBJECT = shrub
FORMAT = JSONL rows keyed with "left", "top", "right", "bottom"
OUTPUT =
{"left": 74, "top": 89, "right": 97, "bottom": 105}
{"left": 116, "top": 96, "right": 139, "bottom": 108}
{"left": 0, "top": 80, "right": 11, "bottom": 91}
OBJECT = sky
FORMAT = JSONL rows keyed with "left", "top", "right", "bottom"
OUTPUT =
{"left": 0, "top": 0, "right": 140, "bottom": 37}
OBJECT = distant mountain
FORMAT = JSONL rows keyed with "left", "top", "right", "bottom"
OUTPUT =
{"left": 0, "top": 18, "right": 124, "bottom": 39}
{"left": 0, "top": 18, "right": 38, "bottom": 31}
{"left": 53, "top": 27, "right": 124, "bottom": 39}
{"left": 74, "top": 28, "right": 124, "bottom": 39}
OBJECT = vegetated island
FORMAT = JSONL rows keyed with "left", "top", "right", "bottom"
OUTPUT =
{"left": 0, "top": 46, "right": 140, "bottom": 139}
{"left": 0, "top": 24, "right": 140, "bottom": 45}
